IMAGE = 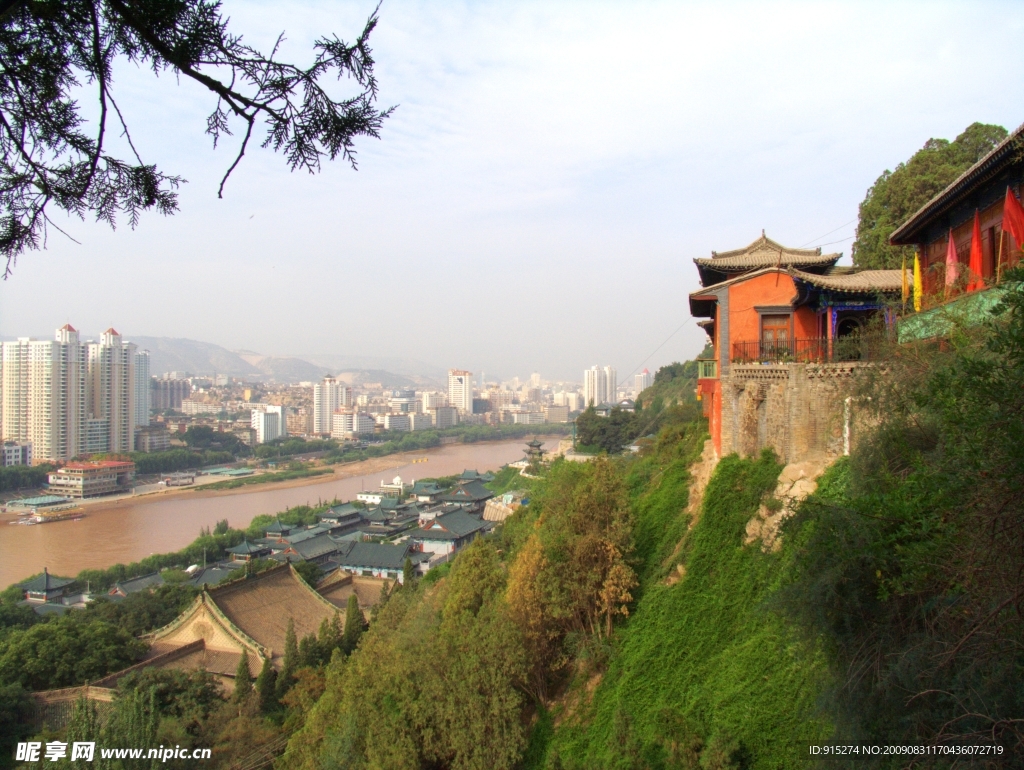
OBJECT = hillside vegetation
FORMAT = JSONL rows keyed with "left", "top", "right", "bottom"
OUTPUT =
{"left": 5, "top": 273, "right": 1024, "bottom": 768}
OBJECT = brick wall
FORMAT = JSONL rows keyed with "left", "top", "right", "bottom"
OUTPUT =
{"left": 720, "top": 363, "right": 872, "bottom": 463}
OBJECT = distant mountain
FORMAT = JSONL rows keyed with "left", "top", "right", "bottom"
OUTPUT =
{"left": 236, "top": 353, "right": 330, "bottom": 383}
{"left": 129, "top": 336, "right": 262, "bottom": 378}
{"left": 297, "top": 354, "right": 447, "bottom": 382}
{"left": 127, "top": 336, "right": 440, "bottom": 386}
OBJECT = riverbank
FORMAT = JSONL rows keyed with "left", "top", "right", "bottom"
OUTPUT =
{"left": 0, "top": 437, "right": 561, "bottom": 589}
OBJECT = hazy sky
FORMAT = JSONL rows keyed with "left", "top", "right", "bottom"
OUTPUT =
{"left": 1, "top": 1, "right": 1022, "bottom": 382}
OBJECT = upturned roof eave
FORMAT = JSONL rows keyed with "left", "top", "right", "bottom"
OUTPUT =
{"left": 890, "top": 121, "right": 1024, "bottom": 245}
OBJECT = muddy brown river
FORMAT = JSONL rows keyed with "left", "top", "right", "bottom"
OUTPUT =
{"left": 0, "top": 438, "right": 559, "bottom": 589}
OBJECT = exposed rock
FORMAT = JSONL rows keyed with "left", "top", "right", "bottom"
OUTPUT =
{"left": 744, "top": 459, "right": 829, "bottom": 552}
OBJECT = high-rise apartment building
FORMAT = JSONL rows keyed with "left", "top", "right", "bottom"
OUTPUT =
{"left": 389, "top": 389, "right": 418, "bottom": 413}
{"left": 635, "top": 368, "right": 652, "bottom": 394}
{"left": 313, "top": 377, "right": 352, "bottom": 435}
{"left": 1, "top": 325, "right": 87, "bottom": 461}
{"left": 448, "top": 370, "right": 473, "bottom": 414}
{"left": 151, "top": 378, "right": 191, "bottom": 411}
{"left": 422, "top": 391, "right": 446, "bottom": 410}
{"left": 134, "top": 350, "right": 151, "bottom": 428}
{"left": 252, "top": 406, "right": 286, "bottom": 444}
{"left": 604, "top": 365, "right": 617, "bottom": 403}
{"left": 584, "top": 365, "right": 617, "bottom": 407}
{"left": 87, "top": 329, "right": 137, "bottom": 453}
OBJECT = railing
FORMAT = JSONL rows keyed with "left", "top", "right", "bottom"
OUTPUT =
{"left": 731, "top": 335, "right": 887, "bottom": 364}
{"left": 697, "top": 358, "right": 718, "bottom": 379}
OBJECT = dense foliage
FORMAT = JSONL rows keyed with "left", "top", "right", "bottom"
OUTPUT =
{"left": 92, "top": 448, "right": 233, "bottom": 475}
{"left": 852, "top": 122, "right": 1007, "bottom": 269}
{"left": 0, "top": 463, "right": 55, "bottom": 492}
{"left": 0, "top": 0, "right": 391, "bottom": 272}
{"left": 780, "top": 270, "right": 1024, "bottom": 758}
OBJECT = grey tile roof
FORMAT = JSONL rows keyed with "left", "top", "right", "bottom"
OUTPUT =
{"left": 792, "top": 268, "right": 906, "bottom": 294}
{"left": 694, "top": 234, "right": 840, "bottom": 273}
{"left": 20, "top": 570, "right": 74, "bottom": 594}
{"left": 287, "top": 533, "right": 341, "bottom": 561}
{"left": 339, "top": 542, "right": 411, "bottom": 571}
{"left": 114, "top": 572, "right": 165, "bottom": 595}
{"left": 439, "top": 480, "right": 494, "bottom": 503}
{"left": 409, "top": 510, "right": 487, "bottom": 541}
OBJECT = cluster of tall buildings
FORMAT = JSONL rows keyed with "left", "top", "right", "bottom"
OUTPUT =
{"left": 583, "top": 365, "right": 618, "bottom": 407}
{"left": 0, "top": 326, "right": 151, "bottom": 462}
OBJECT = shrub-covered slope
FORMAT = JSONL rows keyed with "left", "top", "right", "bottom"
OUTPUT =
{"left": 539, "top": 448, "right": 831, "bottom": 769}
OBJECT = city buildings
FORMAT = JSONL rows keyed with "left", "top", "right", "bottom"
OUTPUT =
{"left": 287, "top": 407, "right": 313, "bottom": 436}
{"left": 447, "top": 369, "right": 474, "bottom": 414}
{"left": 134, "top": 425, "right": 171, "bottom": 453}
{"left": 251, "top": 405, "right": 286, "bottom": 444}
{"left": 151, "top": 377, "right": 191, "bottom": 411}
{"left": 635, "top": 368, "right": 652, "bottom": 394}
{"left": 583, "top": 365, "right": 617, "bottom": 407}
{"left": 422, "top": 391, "right": 447, "bottom": 410}
{"left": 430, "top": 405, "right": 459, "bottom": 429}
{"left": 544, "top": 405, "right": 570, "bottom": 423}
{"left": 1, "top": 325, "right": 86, "bottom": 462}
{"left": 313, "top": 377, "right": 352, "bottom": 435}
{"left": 1, "top": 441, "right": 32, "bottom": 466}
{"left": 389, "top": 389, "right": 417, "bottom": 413}
{"left": 409, "top": 412, "right": 434, "bottom": 431}
{"left": 383, "top": 414, "right": 411, "bottom": 432}
{"left": 134, "top": 350, "right": 151, "bottom": 428}
{"left": 86, "top": 329, "right": 137, "bottom": 453}
{"left": 48, "top": 460, "right": 136, "bottom": 498}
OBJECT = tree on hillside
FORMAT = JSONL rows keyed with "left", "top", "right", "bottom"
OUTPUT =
{"left": 233, "top": 651, "right": 252, "bottom": 703}
{"left": 342, "top": 594, "right": 364, "bottom": 654}
{"left": 0, "top": 0, "right": 393, "bottom": 274}
{"left": 852, "top": 122, "right": 1007, "bottom": 269}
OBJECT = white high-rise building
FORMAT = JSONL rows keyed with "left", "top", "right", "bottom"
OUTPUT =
{"left": 1, "top": 325, "right": 87, "bottom": 461}
{"left": 635, "top": 368, "right": 653, "bottom": 395}
{"left": 604, "top": 366, "right": 617, "bottom": 403}
{"left": 313, "top": 377, "right": 351, "bottom": 435}
{"left": 422, "top": 391, "right": 446, "bottom": 410}
{"left": 448, "top": 369, "right": 473, "bottom": 415}
{"left": 87, "top": 329, "right": 137, "bottom": 453}
{"left": 583, "top": 366, "right": 606, "bottom": 407}
{"left": 584, "top": 365, "right": 617, "bottom": 407}
{"left": 134, "top": 350, "right": 151, "bottom": 429}
{"left": 252, "top": 405, "right": 285, "bottom": 444}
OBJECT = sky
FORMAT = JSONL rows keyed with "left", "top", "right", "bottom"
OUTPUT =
{"left": 1, "top": 0, "right": 1022, "bottom": 382}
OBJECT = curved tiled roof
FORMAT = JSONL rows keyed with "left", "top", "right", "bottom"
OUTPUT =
{"left": 210, "top": 565, "right": 338, "bottom": 658}
{"left": 791, "top": 268, "right": 906, "bottom": 294}
{"left": 890, "top": 121, "right": 1024, "bottom": 245}
{"left": 695, "top": 234, "right": 840, "bottom": 271}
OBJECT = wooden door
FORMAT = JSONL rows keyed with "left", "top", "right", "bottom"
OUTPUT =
{"left": 761, "top": 314, "right": 790, "bottom": 357}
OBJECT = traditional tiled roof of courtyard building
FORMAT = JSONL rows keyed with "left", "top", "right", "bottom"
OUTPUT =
{"left": 439, "top": 480, "right": 494, "bottom": 503}
{"left": 111, "top": 572, "right": 165, "bottom": 596}
{"left": 339, "top": 542, "right": 412, "bottom": 572}
{"left": 286, "top": 533, "right": 340, "bottom": 561}
{"left": 791, "top": 268, "right": 907, "bottom": 294}
{"left": 209, "top": 564, "right": 339, "bottom": 659}
{"left": 408, "top": 510, "right": 489, "bottom": 541}
{"left": 694, "top": 233, "right": 841, "bottom": 286}
{"left": 20, "top": 569, "right": 74, "bottom": 594}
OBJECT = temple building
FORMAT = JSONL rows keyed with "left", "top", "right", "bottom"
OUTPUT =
{"left": 891, "top": 121, "right": 1024, "bottom": 341}
{"left": 690, "top": 233, "right": 904, "bottom": 460}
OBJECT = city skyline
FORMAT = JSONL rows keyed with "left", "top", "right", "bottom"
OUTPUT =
{"left": 0, "top": 2, "right": 1020, "bottom": 380}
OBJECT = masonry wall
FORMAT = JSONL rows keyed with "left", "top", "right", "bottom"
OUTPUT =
{"left": 719, "top": 363, "right": 871, "bottom": 463}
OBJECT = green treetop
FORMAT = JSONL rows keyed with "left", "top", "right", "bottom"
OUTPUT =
{"left": 852, "top": 122, "right": 1007, "bottom": 269}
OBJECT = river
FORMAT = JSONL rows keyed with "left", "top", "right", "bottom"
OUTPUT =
{"left": 0, "top": 438, "right": 560, "bottom": 589}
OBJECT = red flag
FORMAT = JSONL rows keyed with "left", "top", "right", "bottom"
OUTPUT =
{"left": 944, "top": 229, "right": 959, "bottom": 293}
{"left": 1004, "top": 186, "right": 1024, "bottom": 250}
{"left": 967, "top": 210, "right": 984, "bottom": 291}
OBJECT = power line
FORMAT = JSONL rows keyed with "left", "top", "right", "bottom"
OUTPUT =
{"left": 799, "top": 218, "right": 857, "bottom": 248}
{"left": 618, "top": 318, "right": 691, "bottom": 388}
